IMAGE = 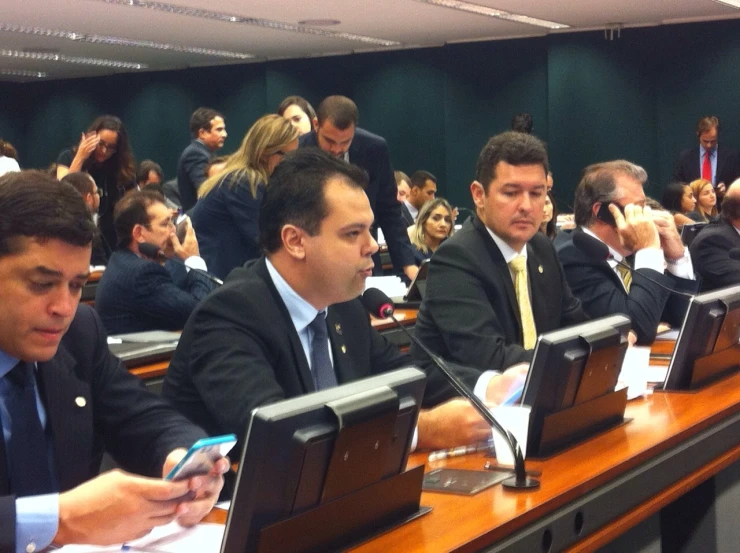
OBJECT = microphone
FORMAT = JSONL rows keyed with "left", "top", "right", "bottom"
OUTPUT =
{"left": 139, "top": 242, "right": 224, "bottom": 286}
{"left": 572, "top": 232, "right": 693, "bottom": 299}
{"left": 360, "top": 288, "right": 539, "bottom": 491}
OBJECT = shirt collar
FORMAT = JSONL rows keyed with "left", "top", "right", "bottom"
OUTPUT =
{"left": 0, "top": 349, "right": 19, "bottom": 379}
{"left": 701, "top": 144, "right": 715, "bottom": 157}
{"left": 582, "top": 227, "right": 623, "bottom": 264}
{"left": 405, "top": 201, "right": 419, "bottom": 220}
{"left": 484, "top": 226, "right": 527, "bottom": 263}
{"left": 265, "top": 258, "right": 324, "bottom": 334}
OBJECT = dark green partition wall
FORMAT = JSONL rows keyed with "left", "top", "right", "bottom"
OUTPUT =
{"left": 2, "top": 18, "right": 740, "bottom": 210}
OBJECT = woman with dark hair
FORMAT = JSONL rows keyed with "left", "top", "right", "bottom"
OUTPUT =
{"left": 277, "top": 95, "right": 316, "bottom": 136}
{"left": 661, "top": 182, "right": 701, "bottom": 227}
{"left": 407, "top": 198, "right": 454, "bottom": 264}
{"left": 539, "top": 191, "right": 558, "bottom": 240}
{"left": 56, "top": 115, "right": 137, "bottom": 249}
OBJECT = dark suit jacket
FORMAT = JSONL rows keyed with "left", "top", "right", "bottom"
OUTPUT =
{"left": 190, "top": 174, "right": 262, "bottom": 280}
{"left": 162, "top": 257, "right": 412, "bottom": 454}
{"left": 689, "top": 220, "right": 740, "bottom": 292}
{"left": 0, "top": 305, "right": 204, "bottom": 551}
{"left": 411, "top": 216, "right": 587, "bottom": 403}
{"left": 300, "top": 129, "right": 416, "bottom": 272}
{"left": 177, "top": 140, "right": 213, "bottom": 212}
{"left": 400, "top": 202, "right": 415, "bottom": 227}
{"left": 557, "top": 227, "right": 697, "bottom": 344}
{"left": 672, "top": 145, "right": 738, "bottom": 186}
{"left": 95, "top": 249, "right": 216, "bottom": 335}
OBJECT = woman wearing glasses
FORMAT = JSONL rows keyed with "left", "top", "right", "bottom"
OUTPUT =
{"left": 190, "top": 114, "right": 299, "bottom": 279}
{"left": 56, "top": 115, "right": 136, "bottom": 251}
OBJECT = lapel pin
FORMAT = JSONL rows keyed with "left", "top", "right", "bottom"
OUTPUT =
{"left": 75, "top": 396, "right": 87, "bottom": 407}
{"left": 341, "top": 345, "right": 347, "bottom": 354}
{"left": 538, "top": 265, "right": 544, "bottom": 274}
{"left": 335, "top": 323, "right": 342, "bottom": 335}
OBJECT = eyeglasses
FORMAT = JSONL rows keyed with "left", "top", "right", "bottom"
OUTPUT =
{"left": 97, "top": 139, "right": 118, "bottom": 152}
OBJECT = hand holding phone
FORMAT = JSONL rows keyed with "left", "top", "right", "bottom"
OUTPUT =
{"left": 165, "top": 434, "right": 237, "bottom": 481}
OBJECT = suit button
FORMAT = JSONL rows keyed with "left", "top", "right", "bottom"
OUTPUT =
{"left": 26, "top": 543, "right": 37, "bottom": 553}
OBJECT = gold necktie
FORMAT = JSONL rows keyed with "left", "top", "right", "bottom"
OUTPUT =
{"left": 509, "top": 255, "right": 537, "bottom": 350}
{"left": 616, "top": 263, "right": 632, "bottom": 292}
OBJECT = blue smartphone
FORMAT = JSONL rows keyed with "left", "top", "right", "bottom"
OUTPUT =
{"left": 164, "top": 434, "right": 237, "bottom": 481}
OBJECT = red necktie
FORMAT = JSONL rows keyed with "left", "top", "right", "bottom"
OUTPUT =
{"left": 702, "top": 150, "right": 712, "bottom": 182}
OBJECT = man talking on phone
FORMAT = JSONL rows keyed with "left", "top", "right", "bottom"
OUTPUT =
{"left": 556, "top": 160, "right": 698, "bottom": 344}
{"left": 0, "top": 171, "right": 227, "bottom": 553}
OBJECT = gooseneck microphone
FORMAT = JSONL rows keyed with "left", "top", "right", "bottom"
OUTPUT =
{"left": 572, "top": 232, "right": 693, "bottom": 299}
{"left": 360, "top": 288, "right": 539, "bottom": 491}
{"left": 139, "top": 242, "right": 224, "bottom": 286}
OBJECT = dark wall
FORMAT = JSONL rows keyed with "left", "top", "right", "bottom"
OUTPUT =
{"left": 2, "top": 18, "right": 739, "bottom": 210}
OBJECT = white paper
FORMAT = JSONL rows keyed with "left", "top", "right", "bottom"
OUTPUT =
{"left": 56, "top": 521, "right": 224, "bottom": 553}
{"left": 491, "top": 405, "right": 530, "bottom": 467}
{"left": 364, "top": 275, "right": 406, "bottom": 298}
{"left": 214, "top": 500, "right": 231, "bottom": 511}
{"left": 617, "top": 346, "right": 651, "bottom": 399}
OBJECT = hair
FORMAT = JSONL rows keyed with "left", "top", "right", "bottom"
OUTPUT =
{"left": 277, "top": 95, "right": 317, "bottom": 120}
{"left": 661, "top": 182, "right": 691, "bottom": 214}
{"left": 259, "top": 148, "right": 369, "bottom": 254}
{"left": 113, "top": 189, "right": 166, "bottom": 250}
{"left": 0, "top": 139, "right": 17, "bottom": 160}
{"left": 541, "top": 190, "right": 558, "bottom": 240}
{"left": 198, "top": 114, "right": 299, "bottom": 199}
{"left": 409, "top": 197, "right": 454, "bottom": 255}
{"left": 76, "top": 115, "right": 135, "bottom": 190}
{"left": 721, "top": 180, "right": 740, "bottom": 222}
{"left": 394, "top": 170, "right": 410, "bottom": 188}
{"left": 61, "top": 171, "right": 96, "bottom": 196}
{"left": 573, "top": 160, "right": 647, "bottom": 227}
{"left": 511, "top": 113, "right": 534, "bottom": 134}
{"left": 689, "top": 178, "right": 718, "bottom": 220}
{"left": 0, "top": 170, "right": 96, "bottom": 257}
{"left": 409, "top": 170, "right": 437, "bottom": 190}
{"left": 475, "top": 131, "right": 549, "bottom": 193}
{"left": 189, "top": 107, "right": 223, "bottom": 138}
{"left": 316, "top": 96, "right": 359, "bottom": 129}
{"left": 136, "top": 159, "right": 163, "bottom": 185}
{"left": 696, "top": 116, "right": 720, "bottom": 135}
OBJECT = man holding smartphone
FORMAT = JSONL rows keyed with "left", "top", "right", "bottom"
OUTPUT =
{"left": 0, "top": 171, "right": 227, "bottom": 553}
{"left": 556, "top": 160, "right": 698, "bottom": 344}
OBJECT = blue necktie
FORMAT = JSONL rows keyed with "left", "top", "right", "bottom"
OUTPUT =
{"left": 5, "top": 362, "right": 54, "bottom": 496}
{"left": 309, "top": 313, "right": 337, "bottom": 390}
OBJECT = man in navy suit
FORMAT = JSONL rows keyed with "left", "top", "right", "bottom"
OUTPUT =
{"left": 300, "top": 96, "right": 420, "bottom": 279}
{"left": 177, "top": 107, "right": 227, "bottom": 211}
{"left": 0, "top": 171, "right": 226, "bottom": 553}
{"left": 95, "top": 190, "right": 216, "bottom": 334}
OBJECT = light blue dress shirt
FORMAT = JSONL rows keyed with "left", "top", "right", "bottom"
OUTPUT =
{"left": 0, "top": 350, "right": 59, "bottom": 553}
{"left": 700, "top": 145, "right": 718, "bottom": 186}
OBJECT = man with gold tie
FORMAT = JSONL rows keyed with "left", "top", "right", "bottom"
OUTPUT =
{"left": 411, "top": 131, "right": 587, "bottom": 404}
{"left": 556, "top": 160, "right": 698, "bottom": 345}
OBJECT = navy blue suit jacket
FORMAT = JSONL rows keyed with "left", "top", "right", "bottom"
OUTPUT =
{"left": 190, "top": 174, "right": 262, "bottom": 280}
{"left": 0, "top": 305, "right": 205, "bottom": 551}
{"left": 690, "top": 220, "right": 740, "bottom": 292}
{"left": 177, "top": 140, "right": 213, "bottom": 212}
{"left": 95, "top": 249, "right": 216, "bottom": 334}
{"left": 672, "top": 145, "right": 738, "bottom": 186}
{"left": 300, "top": 129, "right": 416, "bottom": 272}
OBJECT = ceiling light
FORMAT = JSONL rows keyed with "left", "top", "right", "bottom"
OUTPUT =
{"left": 0, "top": 49, "right": 146, "bottom": 69}
{"left": 297, "top": 19, "right": 341, "bottom": 27}
{"left": 414, "top": 0, "right": 570, "bottom": 30}
{"left": 0, "top": 24, "right": 255, "bottom": 60}
{"left": 97, "top": 0, "right": 402, "bottom": 47}
{"left": 712, "top": 0, "right": 740, "bottom": 8}
{"left": 0, "top": 69, "right": 47, "bottom": 78}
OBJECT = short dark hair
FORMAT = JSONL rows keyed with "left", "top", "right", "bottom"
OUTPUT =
{"left": 475, "top": 131, "right": 549, "bottom": 193}
{"left": 259, "top": 148, "right": 368, "bottom": 253}
{"left": 113, "top": 190, "right": 166, "bottom": 250}
{"left": 61, "top": 171, "right": 96, "bottom": 196}
{"left": 409, "top": 170, "right": 437, "bottom": 190}
{"left": 0, "top": 170, "right": 96, "bottom": 257}
{"left": 189, "top": 107, "right": 223, "bottom": 138}
{"left": 136, "top": 159, "right": 163, "bottom": 184}
{"left": 574, "top": 160, "right": 647, "bottom": 227}
{"left": 696, "top": 116, "right": 720, "bottom": 135}
{"left": 511, "top": 113, "right": 534, "bottom": 134}
{"left": 277, "top": 95, "right": 317, "bottom": 120}
{"left": 316, "top": 96, "right": 359, "bottom": 130}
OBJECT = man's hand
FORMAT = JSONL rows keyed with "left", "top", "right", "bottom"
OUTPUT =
{"left": 404, "top": 265, "right": 419, "bottom": 281}
{"left": 611, "top": 203, "right": 660, "bottom": 254}
{"left": 485, "top": 363, "right": 529, "bottom": 405}
{"left": 417, "top": 398, "right": 492, "bottom": 450}
{"left": 161, "top": 448, "right": 229, "bottom": 527}
{"left": 171, "top": 217, "right": 200, "bottom": 260}
{"left": 55, "top": 470, "right": 191, "bottom": 546}
{"left": 650, "top": 209, "right": 685, "bottom": 260}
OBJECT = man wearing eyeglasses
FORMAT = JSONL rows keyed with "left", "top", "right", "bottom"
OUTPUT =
{"left": 95, "top": 190, "right": 216, "bottom": 335}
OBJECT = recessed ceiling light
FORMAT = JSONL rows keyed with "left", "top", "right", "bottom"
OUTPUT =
{"left": 97, "top": 0, "right": 402, "bottom": 47}
{"left": 0, "top": 69, "right": 47, "bottom": 78}
{"left": 415, "top": 0, "right": 570, "bottom": 30}
{"left": 0, "top": 24, "right": 255, "bottom": 60}
{"left": 712, "top": 0, "right": 740, "bottom": 8}
{"left": 0, "top": 49, "right": 146, "bottom": 69}
{"left": 297, "top": 19, "right": 341, "bottom": 27}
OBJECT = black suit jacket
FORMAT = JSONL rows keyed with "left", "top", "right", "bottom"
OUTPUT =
{"left": 0, "top": 305, "right": 205, "bottom": 551}
{"left": 557, "top": 228, "right": 697, "bottom": 344}
{"left": 689, "top": 220, "right": 740, "bottom": 292}
{"left": 672, "top": 145, "right": 738, "bottom": 186}
{"left": 411, "top": 216, "right": 587, "bottom": 403}
{"left": 162, "top": 257, "right": 412, "bottom": 454}
{"left": 177, "top": 140, "right": 213, "bottom": 212}
{"left": 300, "top": 129, "right": 416, "bottom": 272}
{"left": 400, "top": 202, "right": 415, "bottom": 227}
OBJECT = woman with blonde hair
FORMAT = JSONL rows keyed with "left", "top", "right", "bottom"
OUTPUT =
{"left": 689, "top": 178, "right": 719, "bottom": 223}
{"left": 190, "top": 114, "right": 299, "bottom": 279}
{"left": 407, "top": 197, "right": 455, "bottom": 264}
